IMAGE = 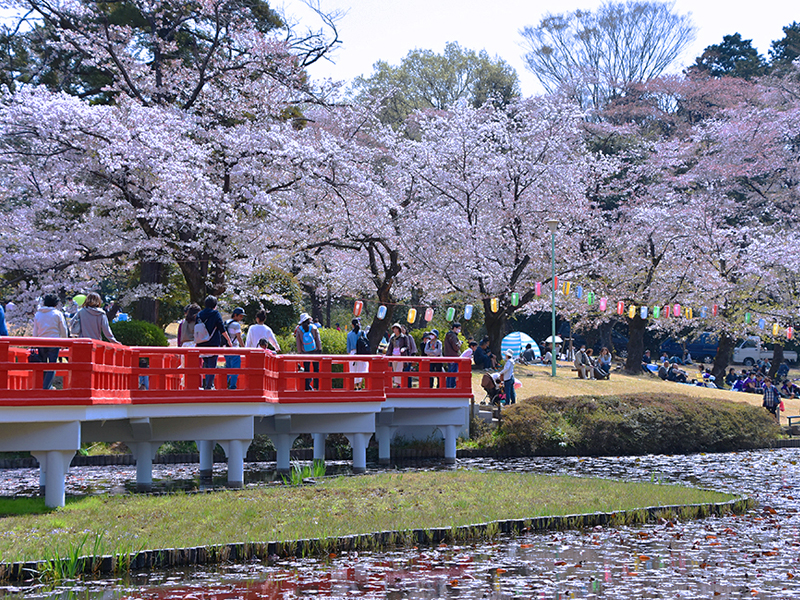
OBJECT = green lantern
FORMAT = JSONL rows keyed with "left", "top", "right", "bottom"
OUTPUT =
{"left": 446, "top": 307, "right": 455, "bottom": 321}
{"left": 511, "top": 292, "right": 520, "bottom": 307}
{"left": 653, "top": 306, "right": 661, "bottom": 318}
{"left": 745, "top": 312, "right": 752, "bottom": 324}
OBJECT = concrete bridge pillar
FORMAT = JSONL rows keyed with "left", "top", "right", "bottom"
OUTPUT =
{"left": 130, "top": 442, "right": 161, "bottom": 491}
{"left": 345, "top": 433, "right": 372, "bottom": 474}
{"left": 197, "top": 440, "right": 215, "bottom": 479}
{"left": 441, "top": 425, "right": 458, "bottom": 464}
{"left": 268, "top": 434, "right": 297, "bottom": 473}
{"left": 312, "top": 433, "right": 326, "bottom": 461}
{"left": 218, "top": 439, "right": 252, "bottom": 488}
{"left": 31, "top": 450, "right": 76, "bottom": 508}
{"left": 375, "top": 425, "right": 396, "bottom": 465}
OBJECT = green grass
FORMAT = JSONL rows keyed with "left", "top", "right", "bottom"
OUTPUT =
{"left": 0, "top": 471, "right": 736, "bottom": 563}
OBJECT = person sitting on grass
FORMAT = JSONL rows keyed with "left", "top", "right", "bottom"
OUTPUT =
{"left": 667, "top": 363, "right": 688, "bottom": 383}
{"left": 780, "top": 379, "right": 799, "bottom": 399}
{"left": 596, "top": 347, "right": 612, "bottom": 379}
{"left": 574, "top": 345, "right": 592, "bottom": 379}
{"left": 725, "top": 368, "right": 738, "bottom": 388}
{"left": 743, "top": 372, "right": 759, "bottom": 393}
{"left": 519, "top": 343, "right": 536, "bottom": 365}
{"left": 731, "top": 375, "right": 745, "bottom": 392}
{"left": 473, "top": 338, "right": 497, "bottom": 370}
{"left": 658, "top": 360, "right": 670, "bottom": 381}
{"left": 777, "top": 360, "right": 791, "bottom": 380}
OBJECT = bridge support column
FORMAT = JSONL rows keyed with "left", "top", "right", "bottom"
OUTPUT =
{"left": 376, "top": 426, "right": 395, "bottom": 465}
{"left": 31, "top": 450, "right": 75, "bottom": 508}
{"left": 130, "top": 442, "right": 161, "bottom": 492}
{"left": 268, "top": 434, "right": 297, "bottom": 473}
{"left": 197, "top": 440, "right": 215, "bottom": 479}
{"left": 218, "top": 440, "right": 252, "bottom": 488}
{"left": 312, "top": 433, "right": 326, "bottom": 462}
{"left": 39, "top": 461, "right": 47, "bottom": 495}
{"left": 345, "top": 433, "right": 371, "bottom": 474}
{"left": 441, "top": 425, "right": 458, "bottom": 464}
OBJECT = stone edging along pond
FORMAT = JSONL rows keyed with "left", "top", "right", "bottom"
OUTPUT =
{"left": 0, "top": 497, "right": 752, "bottom": 582}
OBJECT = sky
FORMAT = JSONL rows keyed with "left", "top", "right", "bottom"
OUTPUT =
{"left": 278, "top": 0, "right": 798, "bottom": 96}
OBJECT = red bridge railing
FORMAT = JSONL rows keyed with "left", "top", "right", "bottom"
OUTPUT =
{"left": 0, "top": 338, "right": 473, "bottom": 406}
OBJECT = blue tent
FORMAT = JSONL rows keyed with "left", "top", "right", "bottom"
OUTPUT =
{"left": 501, "top": 332, "right": 540, "bottom": 359}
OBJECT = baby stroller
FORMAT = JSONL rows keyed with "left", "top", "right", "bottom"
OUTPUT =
{"left": 480, "top": 372, "right": 506, "bottom": 406}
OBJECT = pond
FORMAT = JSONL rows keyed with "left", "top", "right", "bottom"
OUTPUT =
{"left": 2, "top": 448, "right": 800, "bottom": 598}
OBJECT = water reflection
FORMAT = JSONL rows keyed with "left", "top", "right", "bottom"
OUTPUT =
{"left": 3, "top": 448, "right": 800, "bottom": 598}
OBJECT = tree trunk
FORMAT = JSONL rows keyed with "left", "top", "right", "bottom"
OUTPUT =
{"left": 624, "top": 315, "right": 646, "bottom": 374}
{"left": 325, "top": 288, "right": 332, "bottom": 328}
{"left": 483, "top": 299, "right": 509, "bottom": 357}
{"left": 367, "top": 287, "right": 395, "bottom": 352}
{"left": 711, "top": 332, "right": 736, "bottom": 382}
{"left": 769, "top": 343, "right": 784, "bottom": 379}
{"left": 599, "top": 321, "right": 613, "bottom": 354}
{"left": 177, "top": 253, "right": 226, "bottom": 305}
{"left": 132, "top": 260, "right": 162, "bottom": 324}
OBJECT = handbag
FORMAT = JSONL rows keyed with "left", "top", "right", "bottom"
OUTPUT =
{"left": 780, "top": 400, "right": 786, "bottom": 412}
{"left": 28, "top": 348, "right": 44, "bottom": 363}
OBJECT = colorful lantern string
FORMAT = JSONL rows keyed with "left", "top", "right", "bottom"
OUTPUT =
{"left": 745, "top": 312, "right": 752, "bottom": 324}
{"left": 564, "top": 282, "right": 571, "bottom": 296}
{"left": 640, "top": 306, "right": 648, "bottom": 319}
{"left": 773, "top": 322, "right": 780, "bottom": 336}
{"left": 627, "top": 305, "right": 636, "bottom": 319}
{"left": 424, "top": 307, "right": 434, "bottom": 322}
{"left": 490, "top": 298, "right": 499, "bottom": 313}
{"left": 673, "top": 304, "right": 681, "bottom": 317}
{"left": 575, "top": 285, "right": 583, "bottom": 299}
{"left": 353, "top": 300, "right": 363, "bottom": 317}
{"left": 586, "top": 292, "right": 594, "bottom": 306}
{"left": 758, "top": 318, "right": 765, "bottom": 330}
{"left": 511, "top": 292, "right": 520, "bottom": 307}
{"left": 376, "top": 305, "right": 387, "bottom": 320}
{"left": 712, "top": 304, "right": 718, "bottom": 317}
{"left": 446, "top": 307, "right": 455, "bottom": 322}
{"left": 407, "top": 308, "right": 417, "bottom": 324}
{"left": 685, "top": 307, "right": 693, "bottom": 320}
{"left": 700, "top": 306, "right": 708, "bottom": 318}
{"left": 788, "top": 327, "right": 794, "bottom": 341}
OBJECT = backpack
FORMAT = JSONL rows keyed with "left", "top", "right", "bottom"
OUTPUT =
{"left": 301, "top": 324, "right": 316, "bottom": 352}
{"left": 356, "top": 331, "right": 370, "bottom": 355}
{"left": 222, "top": 319, "right": 235, "bottom": 347}
{"left": 69, "top": 311, "right": 82, "bottom": 337}
{"left": 193, "top": 316, "right": 211, "bottom": 344}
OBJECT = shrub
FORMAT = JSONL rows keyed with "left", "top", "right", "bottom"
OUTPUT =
{"left": 485, "top": 393, "right": 780, "bottom": 456}
{"left": 244, "top": 268, "right": 302, "bottom": 334}
{"left": 272, "top": 327, "right": 348, "bottom": 354}
{"left": 110, "top": 319, "right": 169, "bottom": 346}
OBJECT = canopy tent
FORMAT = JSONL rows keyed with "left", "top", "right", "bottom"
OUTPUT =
{"left": 501, "top": 332, "right": 540, "bottom": 359}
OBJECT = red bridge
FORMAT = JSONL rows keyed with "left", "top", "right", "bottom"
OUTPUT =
{"left": 0, "top": 338, "right": 473, "bottom": 506}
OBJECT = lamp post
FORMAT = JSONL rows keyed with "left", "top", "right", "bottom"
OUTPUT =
{"left": 546, "top": 218, "right": 559, "bottom": 377}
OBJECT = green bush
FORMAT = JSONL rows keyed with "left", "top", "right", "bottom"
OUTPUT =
{"left": 272, "top": 327, "right": 348, "bottom": 354}
{"left": 110, "top": 319, "right": 169, "bottom": 346}
{"left": 481, "top": 393, "right": 781, "bottom": 456}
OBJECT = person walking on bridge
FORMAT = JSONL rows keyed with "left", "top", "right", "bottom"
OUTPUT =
{"left": 32, "top": 294, "right": 68, "bottom": 390}
{"left": 197, "top": 296, "right": 232, "bottom": 390}
{"left": 295, "top": 313, "right": 321, "bottom": 390}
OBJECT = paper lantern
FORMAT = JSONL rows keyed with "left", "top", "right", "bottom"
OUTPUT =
{"left": 377, "top": 305, "right": 387, "bottom": 320}
{"left": 446, "top": 307, "right": 455, "bottom": 321}
{"left": 758, "top": 318, "right": 765, "bottom": 330}
{"left": 700, "top": 306, "right": 708, "bottom": 319}
{"left": 617, "top": 301, "right": 625, "bottom": 315}
{"left": 788, "top": 327, "right": 794, "bottom": 341}
{"left": 673, "top": 304, "right": 681, "bottom": 317}
{"left": 564, "top": 282, "right": 571, "bottom": 296}
{"left": 664, "top": 305, "right": 671, "bottom": 318}
{"left": 535, "top": 282, "right": 542, "bottom": 296}
{"left": 773, "top": 323, "right": 780, "bottom": 336}
{"left": 640, "top": 306, "right": 648, "bottom": 319}
{"left": 712, "top": 304, "right": 718, "bottom": 317}
{"left": 685, "top": 307, "right": 693, "bottom": 320}
{"left": 627, "top": 305, "right": 635, "bottom": 319}
{"left": 424, "top": 307, "right": 434, "bottom": 322}
{"left": 511, "top": 292, "right": 520, "bottom": 307}
{"left": 490, "top": 298, "right": 499, "bottom": 313}
{"left": 599, "top": 297, "right": 608, "bottom": 311}
{"left": 353, "top": 300, "right": 363, "bottom": 317}
{"left": 407, "top": 308, "right": 417, "bottom": 324}
{"left": 586, "top": 292, "right": 594, "bottom": 306}
{"left": 464, "top": 305, "right": 473, "bottom": 320}
{"left": 73, "top": 294, "right": 87, "bottom": 307}
{"left": 653, "top": 306, "right": 661, "bottom": 318}
{"left": 575, "top": 285, "right": 583, "bottom": 299}
{"left": 745, "top": 312, "right": 752, "bottom": 324}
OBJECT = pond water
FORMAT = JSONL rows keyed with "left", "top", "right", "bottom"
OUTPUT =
{"left": 3, "top": 449, "right": 800, "bottom": 599}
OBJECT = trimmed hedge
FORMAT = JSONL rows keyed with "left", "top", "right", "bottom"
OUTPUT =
{"left": 481, "top": 394, "right": 781, "bottom": 456}
{"left": 110, "top": 319, "right": 169, "bottom": 347}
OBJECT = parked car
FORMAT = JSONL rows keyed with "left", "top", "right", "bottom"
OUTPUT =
{"left": 732, "top": 337, "right": 798, "bottom": 366}
{"left": 659, "top": 333, "right": 719, "bottom": 363}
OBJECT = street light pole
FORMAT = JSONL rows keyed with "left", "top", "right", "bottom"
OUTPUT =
{"left": 546, "top": 218, "right": 559, "bottom": 377}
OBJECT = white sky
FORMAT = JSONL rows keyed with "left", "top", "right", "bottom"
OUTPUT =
{"left": 279, "top": 0, "right": 799, "bottom": 96}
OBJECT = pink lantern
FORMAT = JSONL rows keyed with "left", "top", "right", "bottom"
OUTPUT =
{"left": 673, "top": 304, "right": 681, "bottom": 317}
{"left": 353, "top": 300, "right": 363, "bottom": 317}
{"left": 535, "top": 282, "right": 542, "bottom": 296}
{"left": 599, "top": 297, "right": 608, "bottom": 311}
{"left": 424, "top": 307, "right": 434, "bottom": 322}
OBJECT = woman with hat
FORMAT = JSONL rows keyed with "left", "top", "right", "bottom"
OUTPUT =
{"left": 385, "top": 323, "right": 409, "bottom": 388}
{"left": 499, "top": 349, "right": 516, "bottom": 405}
{"left": 295, "top": 312, "right": 321, "bottom": 390}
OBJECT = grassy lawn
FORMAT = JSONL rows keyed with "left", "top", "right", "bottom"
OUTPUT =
{"left": 474, "top": 362, "right": 798, "bottom": 427}
{"left": 0, "top": 471, "right": 735, "bottom": 563}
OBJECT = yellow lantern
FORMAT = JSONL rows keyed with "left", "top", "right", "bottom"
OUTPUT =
{"left": 627, "top": 305, "right": 636, "bottom": 319}
{"left": 407, "top": 308, "right": 417, "bottom": 324}
{"left": 773, "top": 322, "right": 780, "bottom": 336}
{"left": 490, "top": 297, "right": 499, "bottom": 313}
